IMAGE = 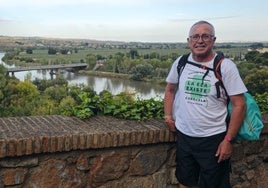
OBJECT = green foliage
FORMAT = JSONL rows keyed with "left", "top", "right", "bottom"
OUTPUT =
{"left": 237, "top": 62, "right": 259, "bottom": 80}
{"left": 48, "top": 47, "right": 57, "bottom": 55}
{"left": 16, "top": 81, "right": 40, "bottom": 98}
{"left": 44, "top": 86, "right": 68, "bottom": 101}
{"left": 130, "top": 63, "right": 154, "bottom": 81}
{"left": 85, "top": 53, "right": 97, "bottom": 69}
{"left": 249, "top": 43, "right": 264, "bottom": 49}
{"left": 254, "top": 92, "right": 268, "bottom": 114}
{"left": 18, "top": 56, "right": 34, "bottom": 63}
{"left": 244, "top": 69, "right": 268, "bottom": 95}
{"left": 26, "top": 48, "right": 33, "bottom": 54}
{"left": 73, "top": 91, "right": 99, "bottom": 119}
{"left": 4, "top": 45, "right": 255, "bottom": 80}
{"left": 244, "top": 50, "right": 268, "bottom": 66}
{"left": 2, "top": 80, "right": 41, "bottom": 116}
{"left": 1, "top": 46, "right": 267, "bottom": 120}
{"left": 59, "top": 96, "right": 77, "bottom": 116}
{"left": 245, "top": 50, "right": 260, "bottom": 61}
{"left": 2, "top": 50, "right": 20, "bottom": 62}
{"left": 0, "top": 71, "right": 267, "bottom": 121}
{"left": 33, "top": 77, "right": 68, "bottom": 91}
{"left": 128, "top": 49, "right": 139, "bottom": 59}
{"left": 60, "top": 49, "right": 68, "bottom": 55}
{"left": 73, "top": 90, "right": 163, "bottom": 120}
{"left": 31, "top": 99, "right": 58, "bottom": 116}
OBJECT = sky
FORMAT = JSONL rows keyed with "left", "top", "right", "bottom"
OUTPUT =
{"left": 0, "top": 0, "right": 268, "bottom": 43}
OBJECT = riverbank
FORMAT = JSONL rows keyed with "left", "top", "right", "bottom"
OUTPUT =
{"left": 79, "top": 70, "right": 131, "bottom": 79}
{"left": 1, "top": 52, "right": 166, "bottom": 99}
{"left": 79, "top": 70, "right": 167, "bottom": 85}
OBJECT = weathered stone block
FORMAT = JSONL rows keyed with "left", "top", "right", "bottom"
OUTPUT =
{"left": 1, "top": 168, "right": 27, "bottom": 186}
{"left": 89, "top": 150, "right": 131, "bottom": 187}
{"left": 128, "top": 144, "right": 168, "bottom": 176}
{"left": 0, "top": 156, "right": 38, "bottom": 168}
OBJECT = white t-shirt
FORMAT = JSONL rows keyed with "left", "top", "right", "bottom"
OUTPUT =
{"left": 166, "top": 53, "right": 248, "bottom": 137}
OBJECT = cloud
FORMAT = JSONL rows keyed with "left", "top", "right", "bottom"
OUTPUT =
{"left": 0, "top": 18, "right": 14, "bottom": 23}
{"left": 0, "top": 0, "right": 188, "bottom": 8}
{"left": 0, "top": 0, "right": 267, "bottom": 42}
{"left": 169, "top": 15, "right": 239, "bottom": 23}
{"left": 0, "top": 0, "right": 154, "bottom": 7}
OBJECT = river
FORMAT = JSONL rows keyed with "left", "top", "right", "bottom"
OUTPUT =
{"left": 0, "top": 52, "right": 165, "bottom": 100}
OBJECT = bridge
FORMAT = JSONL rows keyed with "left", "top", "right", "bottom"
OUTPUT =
{"left": 6, "top": 63, "right": 88, "bottom": 76}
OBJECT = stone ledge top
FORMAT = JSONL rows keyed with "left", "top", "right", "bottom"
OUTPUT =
{"left": 0, "top": 115, "right": 175, "bottom": 158}
{"left": 0, "top": 115, "right": 267, "bottom": 159}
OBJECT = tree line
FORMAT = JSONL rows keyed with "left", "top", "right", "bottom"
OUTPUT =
{"left": 0, "top": 48, "right": 267, "bottom": 119}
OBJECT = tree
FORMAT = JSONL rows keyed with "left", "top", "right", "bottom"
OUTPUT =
{"left": 130, "top": 64, "right": 153, "bottom": 81}
{"left": 58, "top": 96, "right": 76, "bottom": 116}
{"left": 128, "top": 49, "right": 139, "bottom": 59}
{"left": 249, "top": 43, "right": 263, "bottom": 49}
{"left": 254, "top": 92, "right": 268, "bottom": 114}
{"left": 44, "top": 85, "right": 68, "bottom": 102}
{"left": 245, "top": 51, "right": 260, "bottom": 62}
{"left": 48, "top": 47, "right": 57, "bottom": 55}
{"left": 113, "top": 54, "right": 124, "bottom": 73}
{"left": 148, "top": 58, "right": 161, "bottom": 69}
{"left": 237, "top": 62, "right": 259, "bottom": 79}
{"left": 244, "top": 69, "right": 268, "bottom": 95}
{"left": 2, "top": 50, "right": 19, "bottom": 62}
{"left": 6, "top": 80, "right": 41, "bottom": 116}
{"left": 60, "top": 49, "right": 68, "bottom": 55}
{"left": 26, "top": 48, "right": 33, "bottom": 54}
{"left": 148, "top": 52, "right": 160, "bottom": 59}
{"left": 85, "top": 54, "right": 97, "bottom": 70}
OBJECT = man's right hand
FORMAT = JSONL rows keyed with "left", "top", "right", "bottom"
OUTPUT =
{"left": 164, "top": 118, "right": 176, "bottom": 132}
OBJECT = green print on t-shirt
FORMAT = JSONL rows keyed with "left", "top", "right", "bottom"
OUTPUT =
{"left": 184, "top": 75, "right": 211, "bottom": 99}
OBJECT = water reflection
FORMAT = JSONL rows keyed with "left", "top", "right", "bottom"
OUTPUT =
{"left": 0, "top": 52, "right": 165, "bottom": 99}
{"left": 65, "top": 73, "right": 165, "bottom": 99}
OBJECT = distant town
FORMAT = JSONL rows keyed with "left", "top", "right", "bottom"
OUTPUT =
{"left": 1, "top": 35, "right": 267, "bottom": 52}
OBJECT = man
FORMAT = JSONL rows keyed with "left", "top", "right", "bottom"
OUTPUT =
{"left": 164, "top": 21, "right": 247, "bottom": 188}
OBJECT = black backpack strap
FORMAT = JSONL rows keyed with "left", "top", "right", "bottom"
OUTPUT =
{"left": 177, "top": 53, "right": 190, "bottom": 81}
{"left": 213, "top": 53, "right": 231, "bottom": 126}
{"left": 187, "top": 61, "right": 214, "bottom": 84}
{"left": 213, "top": 53, "right": 227, "bottom": 98}
{"left": 213, "top": 53, "right": 225, "bottom": 79}
{"left": 177, "top": 53, "right": 217, "bottom": 84}
{"left": 177, "top": 53, "right": 227, "bottom": 98}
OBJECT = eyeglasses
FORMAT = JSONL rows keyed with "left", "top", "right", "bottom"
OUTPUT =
{"left": 189, "top": 34, "right": 214, "bottom": 42}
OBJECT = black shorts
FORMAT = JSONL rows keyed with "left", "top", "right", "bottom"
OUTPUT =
{"left": 175, "top": 130, "right": 231, "bottom": 188}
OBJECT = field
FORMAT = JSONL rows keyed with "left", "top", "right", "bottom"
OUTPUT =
{"left": 18, "top": 45, "right": 249, "bottom": 64}
{"left": 0, "top": 36, "right": 262, "bottom": 64}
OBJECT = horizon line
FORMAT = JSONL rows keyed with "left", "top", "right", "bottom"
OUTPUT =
{"left": 1, "top": 35, "right": 268, "bottom": 44}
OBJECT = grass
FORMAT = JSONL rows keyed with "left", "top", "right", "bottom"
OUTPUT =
{"left": 17, "top": 45, "right": 249, "bottom": 65}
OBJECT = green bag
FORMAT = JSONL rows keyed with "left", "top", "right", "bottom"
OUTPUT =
{"left": 228, "top": 92, "right": 264, "bottom": 140}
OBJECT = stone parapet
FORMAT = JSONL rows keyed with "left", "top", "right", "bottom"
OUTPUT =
{"left": 0, "top": 115, "right": 175, "bottom": 158}
{"left": 0, "top": 115, "right": 267, "bottom": 188}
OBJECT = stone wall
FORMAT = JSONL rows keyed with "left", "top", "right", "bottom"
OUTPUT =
{"left": 0, "top": 115, "right": 267, "bottom": 188}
